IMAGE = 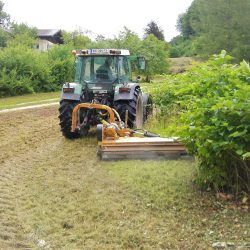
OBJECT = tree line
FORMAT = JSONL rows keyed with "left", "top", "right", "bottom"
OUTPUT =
{"left": 170, "top": 0, "right": 250, "bottom": 62}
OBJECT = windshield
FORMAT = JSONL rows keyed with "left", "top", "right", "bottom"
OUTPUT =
{"left": 74, "top": 56, "right": 131, "bottom": 87}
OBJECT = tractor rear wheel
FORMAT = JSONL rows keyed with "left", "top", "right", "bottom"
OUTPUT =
{"left": 114, "top": 88, "right": 144, "bottom": 129}
{"left": 58, "top": 100, "right": 81, "bottom": 139}
{"left": 144, "top": 94, "right": 153, "bottom": 122}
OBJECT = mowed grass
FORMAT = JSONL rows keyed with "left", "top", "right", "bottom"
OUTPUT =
{"left": 0, "top": 106, "right": 249, "bottom": 249}
{"left": 0, "top": 91, "right": 60, "bottom": 110}
{"left": 169, "top": 57, "right": 198, "bottom": 74}
{"left": 104, "top": 160, "right": 195, "bottom": 211}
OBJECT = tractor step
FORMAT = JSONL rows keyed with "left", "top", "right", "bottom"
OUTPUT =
{"left": 98, "top": 137, "right": 187, "bottom": 160}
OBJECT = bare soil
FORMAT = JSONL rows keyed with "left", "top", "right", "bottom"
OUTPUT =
{"left": 0, "top": 106, "right": 249, "bottom": 249}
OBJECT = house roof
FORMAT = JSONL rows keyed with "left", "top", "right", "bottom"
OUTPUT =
{"left": 38, "top": 29, "right": 63, "bottom": 44}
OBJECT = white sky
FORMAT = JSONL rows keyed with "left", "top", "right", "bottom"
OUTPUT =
{"left": 2, "top": 0, "right": 193, "bottom": 41}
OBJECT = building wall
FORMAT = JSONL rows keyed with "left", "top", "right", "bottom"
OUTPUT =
{"left": 36, "top": 39, "right": 54, "bottom": 51}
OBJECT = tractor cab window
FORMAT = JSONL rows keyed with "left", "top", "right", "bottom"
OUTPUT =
{"left": 117, "top": 56, "right": 131, "bottom": 83}
{"left": 95, "top": 57, "right": 116, "bottom": 81}
{"left": 74, "top": 56, "right": 131, "bottom": 86}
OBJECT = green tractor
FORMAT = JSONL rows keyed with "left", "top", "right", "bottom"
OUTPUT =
{"left": 59, "top": 49, "right": 152, "bottom": 139}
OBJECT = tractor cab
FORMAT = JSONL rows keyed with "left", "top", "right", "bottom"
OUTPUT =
{"left": 72, "top": 49, "right": 146, "bottom": 90}
{"left": 73, "top": 49, "right": 136, "bottom": 91}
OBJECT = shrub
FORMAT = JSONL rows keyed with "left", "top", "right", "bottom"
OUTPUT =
{"left": 0, "top": 45, "right": 54, "bottom": 96}
{"left": 48, "top": 45, "right": 74, "bottom": 85}
{"left": 0, "top": 68, "right": 34, "bottom": 96}
{"left": 0, "top": 44, "right": 75, "bottom": 96}
{"left": 151, "top": 51, "right": 250, "bottom": 194}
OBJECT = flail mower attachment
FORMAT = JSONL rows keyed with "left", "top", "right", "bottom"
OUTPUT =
{"left": 71, "top": 103, "right": 187, "bottom": 160}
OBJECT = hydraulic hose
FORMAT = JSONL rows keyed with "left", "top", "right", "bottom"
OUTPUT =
{"left": 133, "top": 129, "right": 160, "bottom": 137}
{"left": 112, "top": 108, "right": 122, "bottom": 126}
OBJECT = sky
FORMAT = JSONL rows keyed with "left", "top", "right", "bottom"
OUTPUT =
{"left": 2, "top": 0, "right": 193, "bottom": 41}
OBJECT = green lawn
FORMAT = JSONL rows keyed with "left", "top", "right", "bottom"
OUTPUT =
{"left": 0, "top": 91, "right": 60, "bottom": 110}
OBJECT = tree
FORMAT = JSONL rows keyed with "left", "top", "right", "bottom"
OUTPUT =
{"left": 7, "top": 23, "right": 38, "bottom": 47}
{"left": 172, "top": 0, "right": 250, "bottom": 61}
{"left": 95, "top": 34, "right": 105, "bottom": 41}
{"left": 144, "top": 21, "right": 165, "bottom": 41}
{"left": 0, "top": 1, "right": 11, "bottom": 47}
{"left": 62, "top": 29, "right": 91, "bottom": 48}
{"left": 141, "top": 34, "right": 169, "bottom": 81}
{"left": 0, "top": 27, "right": 10, "bottom": 47}
{"left": 0, "top": 1, "right": 10, "bottom": 29}
{"left": 114, "top": 27, "right": 142, "bottom": 54}
{"left": 196, "top": 0, "right": 250, "bottom": 61}
{"left": 176, "top": 0, "right": 200, "bottom": 39}
{"left": 175, "top": 0, "right": 250, "bottom": 61}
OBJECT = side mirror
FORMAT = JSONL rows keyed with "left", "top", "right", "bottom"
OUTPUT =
{"left": 138, "top": 56, "right": 146, "bottom": 70}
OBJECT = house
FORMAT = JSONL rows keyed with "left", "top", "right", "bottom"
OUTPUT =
{"left": 37, "top": 29, "right": 63, "bottom": 51}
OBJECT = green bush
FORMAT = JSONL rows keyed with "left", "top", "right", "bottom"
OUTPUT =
{"left": 0, "top": 44, "right": 75, "bottom": 97}
{"left": 151, "top": 51, "right": 250, "bottom": 194}
{"left": 0, "top": 68, "right": 33, "bottom": 96}
{"left": 0, "top": 46, "right": 51, "bottom": 96}
{"left": 48, "top": 45, "right": 74, "bottom": 85}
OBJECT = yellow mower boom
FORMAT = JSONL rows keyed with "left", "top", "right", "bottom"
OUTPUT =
{"left": 71, "top": 103, "right": 187, "bottom": 160}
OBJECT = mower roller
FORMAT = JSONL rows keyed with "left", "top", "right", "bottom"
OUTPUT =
{"left": 71, "top": 103, "right": 186, "bottom": 160}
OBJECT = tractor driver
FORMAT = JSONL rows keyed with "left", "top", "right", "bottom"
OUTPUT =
{"left": 96, "top": 57, "right": 114, "bottom": 80}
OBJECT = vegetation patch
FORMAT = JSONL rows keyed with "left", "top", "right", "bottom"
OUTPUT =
{"left": 148, "top": 51, "right": 250, "bottom": 195}
{"left": 169, "top": 57, "right": 197, "bottom": 74}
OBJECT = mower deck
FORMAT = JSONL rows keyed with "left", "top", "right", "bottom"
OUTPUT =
{"left": 98, "top": 137, "right": 187, "bottom": 160}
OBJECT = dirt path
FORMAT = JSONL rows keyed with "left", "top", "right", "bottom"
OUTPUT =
{"left": 0, "top": 102, "right": 58, "bottom": 113}
{"left": 0, "top": 106, "right": 249, "bottom": 249}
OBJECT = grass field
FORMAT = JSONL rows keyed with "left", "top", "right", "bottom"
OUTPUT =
{"left": 0, "top": 104, "right": 249, "bottom": 249}
{"left": 169, "top": 57, "right": 198, "bottom": 74}
{"left": 0, "top": 91, "right": 60, "bottom": 110}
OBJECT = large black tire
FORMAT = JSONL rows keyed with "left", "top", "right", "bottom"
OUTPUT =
{"left": 143, "top": 94, "right": 153, "bottom": 122}
{"left": 114, "top": 87, "right": 144, "bottom": 129}
{"left": 58, "top": 100, "right": 81, "bottom": 139}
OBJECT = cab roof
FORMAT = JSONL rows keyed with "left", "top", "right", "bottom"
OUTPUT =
{"left": 72, "top": 49, "right": 130, "bottom": 56}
